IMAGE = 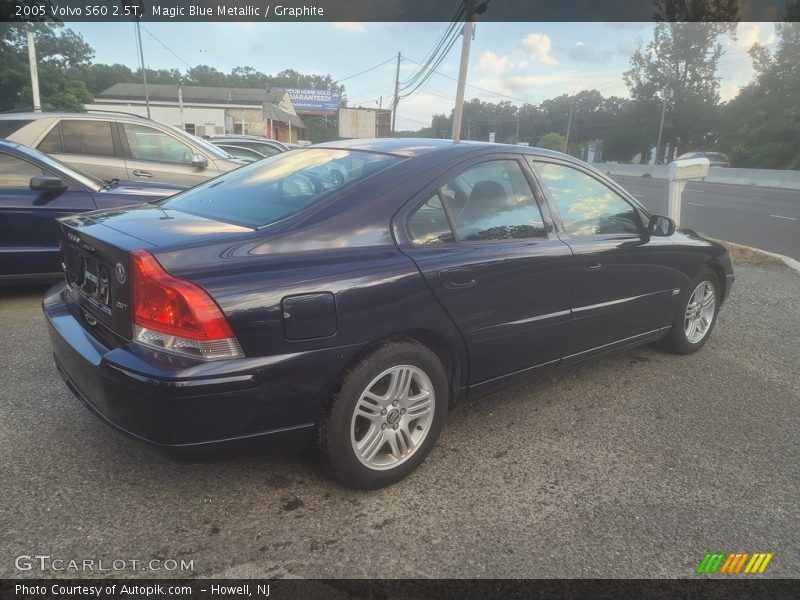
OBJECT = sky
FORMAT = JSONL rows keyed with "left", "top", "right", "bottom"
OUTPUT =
{"left": 67, "top": 21, "right": 779, "bottom": 131}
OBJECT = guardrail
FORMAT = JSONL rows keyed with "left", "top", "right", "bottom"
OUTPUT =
{"left": 593, "top": 163, "right": 800, "bottom": 191}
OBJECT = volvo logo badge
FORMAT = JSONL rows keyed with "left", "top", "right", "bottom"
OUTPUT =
{"left": 386, "top": 408, "right": 401, "bottom": 425}
{"left": 115, "top": 262, "right": 126, "bottom": 284}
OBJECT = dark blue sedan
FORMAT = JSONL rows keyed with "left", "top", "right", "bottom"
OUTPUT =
{"left": 0, "top": 140, "right": 184, "bottom": 284}
{"left": 44, "top": 139, "right": 734, "bottom": 488}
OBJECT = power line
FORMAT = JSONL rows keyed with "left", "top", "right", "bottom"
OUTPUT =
{"left": 335, "top": 56, "right": 397, "bottom": 84}
{"left": 141, "top": 25, "right": 193, "bottom": 71}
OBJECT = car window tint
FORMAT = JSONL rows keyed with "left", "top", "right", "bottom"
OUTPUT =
{"left": 37, "top": 123, "right": 63, "bottom": 153}
{"left": 408, "top": 193, "right": 455, "bottom": 246}
{"left": 253, "top": 144, "right": 281, "bottom": 157}
{"left": 534, "top": 162, "right": 640, "bottom": 237}
{"left": 0, "top": 119, "right": 34, "bottom": 139}
{"left": 123, "top": 123, "right": 193, "bottom": 164}
{"left": 60, "top": 120, "right": 115, "bottom": 157}
{"left": 443, "top": 159, "right": 546, "bottom": 242}
{"left": 0, "top": 152, "right": 44, "bottom": 187}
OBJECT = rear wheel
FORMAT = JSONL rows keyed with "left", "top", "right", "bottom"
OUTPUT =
{"left": 318, "top": 341, "right": 448, "bottom": 489}
{"left": 660, "top": 268, "right": 720, "bottom": 354}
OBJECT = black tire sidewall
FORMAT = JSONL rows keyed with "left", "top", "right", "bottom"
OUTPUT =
{"left": 320, "top": 341, "right": 449, "bottom": 489}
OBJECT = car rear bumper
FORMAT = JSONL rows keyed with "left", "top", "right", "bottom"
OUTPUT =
{"left": 43, "top": 282, "right": 358, "bottom": 457}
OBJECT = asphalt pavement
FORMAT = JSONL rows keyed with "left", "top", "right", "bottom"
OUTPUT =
{"left": 609, "top": 175, "right": 800, "bottom": 260}
{"left": 1, "top": 264, "right": 799, "bottom": 579}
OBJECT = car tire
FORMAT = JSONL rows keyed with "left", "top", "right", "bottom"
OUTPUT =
{"left": 660, "top": 268, "right": 721, "bottom": 354}
{"left": 318, "top": 340, "right": 448, "bottom": 489}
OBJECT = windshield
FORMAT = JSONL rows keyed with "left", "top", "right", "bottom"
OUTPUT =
{"left": 167, "top": 125, "right": 234, "bottom": 159}
{"left": 158, "top": 148, "right": 403, "bottom": 228}
{"left": 16, "top": 144, "right": 104, "bottom": 191}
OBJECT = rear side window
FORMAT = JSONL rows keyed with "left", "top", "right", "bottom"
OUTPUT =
{"left": 38, "top": 123, "right": 63, "bottom": 153}
{"left": 0, "top": 152, "right": 44, "bottom": 187}
{"left": 408, "top": 193, "right": 455, "bottom": 245}
{"left": 159, "top": 148, "right": 402, "bottom": 228}
{"left": 49, "top": 120, "right": 115, "bottom": 157}
{"left": 0, "top": 119, "right": 34, "bottom": 139}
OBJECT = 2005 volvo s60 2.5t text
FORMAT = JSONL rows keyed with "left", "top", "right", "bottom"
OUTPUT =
{"left": 44, "top": 138, "right": 734, "bottom": 488}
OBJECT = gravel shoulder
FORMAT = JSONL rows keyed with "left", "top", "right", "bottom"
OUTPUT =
{"left": 1, "top": 265, "right": 798, "bottom": 579}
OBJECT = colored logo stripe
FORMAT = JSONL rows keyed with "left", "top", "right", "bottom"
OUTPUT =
{"left": 697, "top": 552, "right": 773, "bottom": 574}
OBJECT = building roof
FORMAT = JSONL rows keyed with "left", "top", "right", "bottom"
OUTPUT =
{"left": 99, "top": 83, "right": 288, "bottom": 106}
{"left": 98, "top": 83, "right": 306, "bottom": 129}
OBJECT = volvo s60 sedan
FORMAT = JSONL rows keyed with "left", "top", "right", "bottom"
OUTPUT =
{"left": 0, "top": 139, "right": 184, "bottom": 284}
{"left": 43, "top": 139, "right": 734, "bottom": 488}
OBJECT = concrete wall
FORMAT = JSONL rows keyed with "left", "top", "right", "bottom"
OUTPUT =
{"left": 593, "top": 162, "right": 800, "bottom": 191}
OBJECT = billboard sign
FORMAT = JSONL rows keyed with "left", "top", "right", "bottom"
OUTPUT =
{"left": 285, "top": 89, "right": 340, "bottom": 114}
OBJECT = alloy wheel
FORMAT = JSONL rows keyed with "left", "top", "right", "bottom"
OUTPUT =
{"left": 684, "top": 281, "right": 716, "bottom": 344}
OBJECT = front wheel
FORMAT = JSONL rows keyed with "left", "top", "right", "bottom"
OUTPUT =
{"left": 660, "top": 268, "right": 721, "bottom": 354}
{"left": 318, "top": 341, "right": 448, "bottom": 489}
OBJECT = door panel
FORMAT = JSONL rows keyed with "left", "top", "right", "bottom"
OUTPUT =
{"left": 531, "top": 159, "right": 676, "bottom": 358}
{"left": 38, "top": 119, "right": 128, "bottom": 182}
{"left": 0, "top": 153, "right": 96, "bottom": 276}
{"left": 398, "top": 157, "right": 574, "bottom": 384}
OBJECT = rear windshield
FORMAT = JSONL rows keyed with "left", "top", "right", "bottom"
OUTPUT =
{"left": 158, "top": 148, "right": 403, "bottom": 227}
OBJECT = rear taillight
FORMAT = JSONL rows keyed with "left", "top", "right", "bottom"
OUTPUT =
{"left": 130, "top": 250, "right": 243, "bottom": 361}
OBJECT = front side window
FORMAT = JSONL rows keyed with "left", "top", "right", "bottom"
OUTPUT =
{"left": 533, "top": 162, "right": 641, "bottom": 237}
{"left": 0, "top": 152, "right": 43, "bottom": 187}
{"left": 159, "top": 148, "right": 403, "bottom": 228}
{"left": 408, "top": 193, "right": 455, "bottom": 246}
{"left": 59, "top": 120, "right": 115, "bottom": 157}
{"left": 442, "top": 159, "right": 546, "bottom": 242}
{"left": 123, "top": 123, "right": 194, "bottom": 164}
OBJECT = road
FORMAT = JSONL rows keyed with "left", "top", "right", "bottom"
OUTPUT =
{"left": 609, "top": 175, "right": 800, "bottom": 260}
{"left": 1, "top": 264, "right": 799, "bottom": 579}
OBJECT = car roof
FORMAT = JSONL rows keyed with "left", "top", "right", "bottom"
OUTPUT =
{"left": 314, "top": 137, "right": 571, "bottom": 160}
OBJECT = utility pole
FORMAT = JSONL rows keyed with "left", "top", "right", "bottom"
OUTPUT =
{"left": 391, "top": 51, "right": 401, "bottom": 135}
{"left": 452, "top": 0, "right": 476, "bottom": 142}
{"left": 655, "top": 84, "right": 671, "bottom": 165}
{"left": 564, "top": 97, "right": 574, "bottom": 155}
{"left": 515, "top": 111, "right": 520, "bottom": 144}
{"left": 134, "top": 19, "right": 151, "bottom": 118}
{"left": 25, "top": 29, "right": 41, "bottom": 112}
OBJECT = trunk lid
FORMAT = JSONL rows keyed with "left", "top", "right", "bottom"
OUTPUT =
{"left": 57, "top": 205, "right": 254, "bottom": 341}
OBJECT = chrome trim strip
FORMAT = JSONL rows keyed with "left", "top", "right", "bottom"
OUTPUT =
{"left": 572, "top": 289, "right": 668, "bottom": 314}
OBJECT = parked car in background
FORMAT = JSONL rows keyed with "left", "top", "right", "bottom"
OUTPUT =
{"left": 209, "top": 135, "right": 288, "bottom": 158}
{"left": 0, "top": 111, "right": 246, "bottom": 186}
{"left": 0, "top": 139, "right": 183, "bottom": 283}
{"left": 44, "top": 139, "right": 734, "bottom": 489}
{"left": 213, "top": 144, "right": 266, "bottom": 163}
{"left": 676, "top": 151, "right": 731, "bottom": 168}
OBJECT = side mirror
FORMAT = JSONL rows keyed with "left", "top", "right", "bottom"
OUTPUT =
{"left": 30, "top": 175, "right": 67, "bottom": 192}
{"left": 191, "top": 154, "right": 208, "bottom": 169}
{"left": 648, "top": 214, "right": 676, "bottom": 236}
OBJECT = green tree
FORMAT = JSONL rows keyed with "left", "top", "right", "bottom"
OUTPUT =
{"left": 0, "top": 23, "right": 94, "bottom": 110}
{"left": 720, "top": 23, "right": 800, "bottom": 168}
{"left": 624, "top": 20, "right": 736, "bottom": 162}
{"left": 537, "top": 132, "right": 566, "bottom": 152}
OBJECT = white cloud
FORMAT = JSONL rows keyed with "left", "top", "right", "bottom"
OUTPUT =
{"left": 477, "top": 51, "right": 527, "bottom": 75}
{"left": 719, "top": 81, "right": 743, "bottom": 102}
{"left": 331, "top": 22, "right": 367, "bottom": 33}
{"left": 521, "top": 33, "right": 558, "bottom": 66}
{"left": 736, "top": 23, "right": 776, "bottom": 49}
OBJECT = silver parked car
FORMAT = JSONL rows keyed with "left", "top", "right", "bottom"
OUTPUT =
{"left": 0, "top": 111, "right": 246, "bottom": 186}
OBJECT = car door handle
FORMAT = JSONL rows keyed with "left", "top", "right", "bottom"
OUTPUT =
{"left": 439, "top": 267, "right": 477, "bottom": 288}
{"left": 586, "top": 260, "right": 603, "bottom": 270}
{"left": 132, "top": 170, "right": 153, "bottom": 178}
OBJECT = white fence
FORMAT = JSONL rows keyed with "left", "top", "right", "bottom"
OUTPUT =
{"left": 593, "top": 163, "right": 800, "bottom": 191}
